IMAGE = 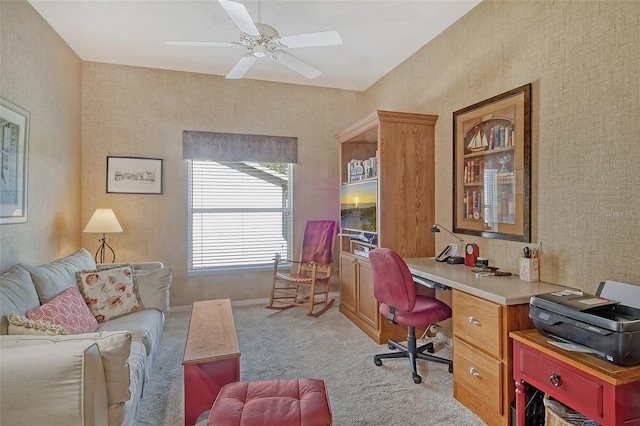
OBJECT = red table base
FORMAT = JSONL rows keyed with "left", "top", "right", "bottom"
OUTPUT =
{"left": 184, "top": 358, "right": 239, "bottom": 426}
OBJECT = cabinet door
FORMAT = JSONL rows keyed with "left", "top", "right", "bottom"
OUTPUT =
{"left": 356, "top": 261, "right": 379, "bottom": 330}
{"left": 339, "top": 254, "right": 357, "bottom": 313}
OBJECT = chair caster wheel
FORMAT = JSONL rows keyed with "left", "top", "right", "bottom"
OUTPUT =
{"left": 448, "top": 364, "right": 453, "bottom": 374}
{"left": 388, "top": 344, "right": 394, "bottom": 350}
{"left": 413, "top": 374, "right": 422, "bottom": 384}
{"left": 374, "top": 357, "right": 382, "bottom": 366}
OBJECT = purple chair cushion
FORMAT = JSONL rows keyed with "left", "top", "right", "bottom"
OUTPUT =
{"left": 379, "top": 295, "right": 452, "bottom": 328}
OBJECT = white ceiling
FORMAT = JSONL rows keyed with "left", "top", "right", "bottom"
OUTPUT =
{"left": 29, "top": 0, "right": 481, "bottom": 91}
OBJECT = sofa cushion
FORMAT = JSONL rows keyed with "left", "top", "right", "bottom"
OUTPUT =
{"left": 7, "top": 312, "right": 68, "bottom": 335}
{"left": 135, "top": 266, "right": 173, "bottom": 314}
{"left": 26, "top": 287, "right": 100, "bottom": 335}
{"left": 98, "top": 309, "right": 163, "bottom": 356}
{"left": 22, "top": 248, "right": 96, "bottom": 304}
{"left": 106, "top": 339, "right": 147, "bottom": 426}
{"left": 0, "top": 265, "right": 41, "bottom": 335}
{"left": 77, "top": 265, "right": 144, "bottom": 323}
{"left": 0, "top": 339, "right": 108, "bottom": 426}
{"left": 0, "top": 331, "right": 134, "bottom": 405}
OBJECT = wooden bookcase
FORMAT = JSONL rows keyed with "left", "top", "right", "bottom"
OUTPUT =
{"left": 336, "top": 110, "right": 438, "bottom": 344}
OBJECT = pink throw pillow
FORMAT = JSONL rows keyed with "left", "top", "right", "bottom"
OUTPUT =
{"left": 27, "top": 287, "right": 99, "bottom": 335}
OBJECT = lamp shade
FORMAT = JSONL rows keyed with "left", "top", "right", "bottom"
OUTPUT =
{"left": 83, "top": 208, "right": 123, "bottom": 233}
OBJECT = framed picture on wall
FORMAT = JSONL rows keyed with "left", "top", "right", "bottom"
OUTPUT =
{"left": 0, "top": 98, "right": 30, "bottom": 225}
{"left": 107, "top": 156, "right": 163, "bottom": 194}
{"left": 452, "top": 84, "right": 531, "bottom": 242}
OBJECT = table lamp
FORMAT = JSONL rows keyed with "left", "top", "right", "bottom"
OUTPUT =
{"left": 83, "top": 208, "right": 123, "bottom": 263}
{"left": 430, "top": 224, "right": 465, "bottom": 264}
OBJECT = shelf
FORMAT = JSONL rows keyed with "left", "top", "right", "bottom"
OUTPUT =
{"left": 463, "top": 176, "right": 514, "bottom": 186}
{"left": 463, "top": 145, "right": 514, "bottom": 159}
{"left": 341, "top": 177, "right": 378, "bottom": 186}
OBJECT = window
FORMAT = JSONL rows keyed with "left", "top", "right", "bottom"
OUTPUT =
{"left": 188, "top": 160, "right": 293, "bottom": 274}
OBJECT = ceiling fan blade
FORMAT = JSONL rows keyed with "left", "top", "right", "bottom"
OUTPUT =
{"left": 166, "top": 41, "right": 237, "bottom": 48}
{"left": 278, "top": 30, "right": 343, "bottom": 49}
{"left": 226, "top": 54, "right": 258, "bottom": 79}
{"left": 218, "top": 0, "right": 260, "bottom": 37}
{"left": 272, "top": 51, "right": 321, "bottom": 79}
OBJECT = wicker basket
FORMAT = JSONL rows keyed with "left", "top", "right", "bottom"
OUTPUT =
{"left": 545, "top": 404, "right": 574, "bottom": 426}
{"left": 543, "top": 395, "right": 600, "bottom": 426}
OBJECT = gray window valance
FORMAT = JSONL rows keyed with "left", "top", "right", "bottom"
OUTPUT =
{"left": 183, "top": 131, "right": 297, "bottom": 163}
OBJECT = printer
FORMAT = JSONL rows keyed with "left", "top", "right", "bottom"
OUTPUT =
{"left": 529, "top": 280, "right": 640, "bottom": 366}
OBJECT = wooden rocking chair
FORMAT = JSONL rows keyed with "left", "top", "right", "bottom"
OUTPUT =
{"left": 266, "top": 220, "right": 337, "bottom": 317}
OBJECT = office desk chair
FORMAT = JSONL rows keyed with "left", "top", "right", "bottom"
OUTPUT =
{"left": 369, "top": 248, "right": 453, "bottom": 384}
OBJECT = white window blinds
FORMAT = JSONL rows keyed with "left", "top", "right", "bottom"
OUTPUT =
{"left": 188, "top": 161, "right": 292, "bottom": 273}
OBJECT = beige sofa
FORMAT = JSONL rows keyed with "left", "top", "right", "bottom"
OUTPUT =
{"left": 0, "top": 248, "right": 172, "bottom": 426}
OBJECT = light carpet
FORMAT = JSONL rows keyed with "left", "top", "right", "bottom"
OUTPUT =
{"left": 135, "top": 302, "right": 486, "bottom": 425}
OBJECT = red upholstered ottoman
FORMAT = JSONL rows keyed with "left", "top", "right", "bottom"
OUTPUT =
{"left": 207, "top": 378, "right": 332, "bottom": 426}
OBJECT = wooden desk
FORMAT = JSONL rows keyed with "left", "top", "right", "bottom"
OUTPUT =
{"left": 404, "top": 257, "right": 564, "bottom": 306}
{"left": 404, "top": 257, "right": 566, "bottom": 426}
{"left": 182, "top": 299, "right": 240, "bottom": 426}
{"left": 511, "top": 329, "right": 640, "bottom": 426}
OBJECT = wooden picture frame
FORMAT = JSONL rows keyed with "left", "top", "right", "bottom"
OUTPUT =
{"left": 0, "top": 98, "right": 30, "bottom": 224}
{"left": 453, "top": 84, "right": 531, "bottom": 242}
{"left": 107, "top": 156, "right": 163, "bottom": 194}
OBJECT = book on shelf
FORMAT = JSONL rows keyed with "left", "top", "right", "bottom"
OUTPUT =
{"left": 347, "top": 153, "right": 379, "bottom": 182}
{"left": 348, "top": 159, "right": 365, "bottom": 182}
{"left": 353, "top": 243, "right": 371, "bottom": 258}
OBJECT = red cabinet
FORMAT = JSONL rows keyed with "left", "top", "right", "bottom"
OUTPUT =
{"left": 511, "top": 329, "right": 640, "bottom": 426}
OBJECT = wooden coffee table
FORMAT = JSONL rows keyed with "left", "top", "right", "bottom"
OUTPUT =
{"left": 182, "top": 299, "right": 240, "bottom": 426}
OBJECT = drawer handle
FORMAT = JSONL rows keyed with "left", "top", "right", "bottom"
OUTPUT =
{"left": 468, "top": 367, "right": 481, "bottom": 378}
{"left": 549, "top": 373, "right": 561, "bottom": 387}
{"left": 467, "top": 316, "right": 481, "bottom": 326}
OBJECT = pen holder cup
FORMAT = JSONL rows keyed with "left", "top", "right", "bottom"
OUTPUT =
{"left": 519, "top": 258, "right": 539, "bottom": 282}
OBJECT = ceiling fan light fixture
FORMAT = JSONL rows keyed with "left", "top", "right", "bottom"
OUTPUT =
{"left": 252, "top": 45, "right": 266, "bottom": 57}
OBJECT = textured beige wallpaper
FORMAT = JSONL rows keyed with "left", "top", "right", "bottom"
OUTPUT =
{"left": 364, "top": 0, "right": 640, "bottom": 293}
{"left": 0, "top": 1, "right": 82, "bottom": 271}
{"left": 81, "top": 63, "right": 363, "bottom": 305}
{"left": 3, "top": 0, "right": 638, "bottom": 302}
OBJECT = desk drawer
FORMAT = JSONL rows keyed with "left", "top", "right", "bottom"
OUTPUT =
{"left": 453, "top": 291, "right": 502, "bottom": 358}
{"left": 517, "top": 344, "right": 603, "bottom": 420}
{"left": 454, "top": 337, "right": 503, "bottom": 415}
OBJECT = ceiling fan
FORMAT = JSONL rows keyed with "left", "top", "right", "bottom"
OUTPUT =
{"left": 166, "top": 0, "right": 343, "bottom": 80}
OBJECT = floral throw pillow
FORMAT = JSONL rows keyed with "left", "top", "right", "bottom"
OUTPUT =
{"left": 26, "top": 287, "right": 99, "bottom": 334}
{"left": 76, "top": 265, "right": 144, "bottom": 323}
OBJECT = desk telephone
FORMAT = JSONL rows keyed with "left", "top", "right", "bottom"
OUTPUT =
{"left": 435, "top": 244, "right": 459, "bottom": 262}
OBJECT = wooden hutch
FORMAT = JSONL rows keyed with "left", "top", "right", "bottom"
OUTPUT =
{"left": 336, "top": 110, "right": 438, "bottom": 344}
